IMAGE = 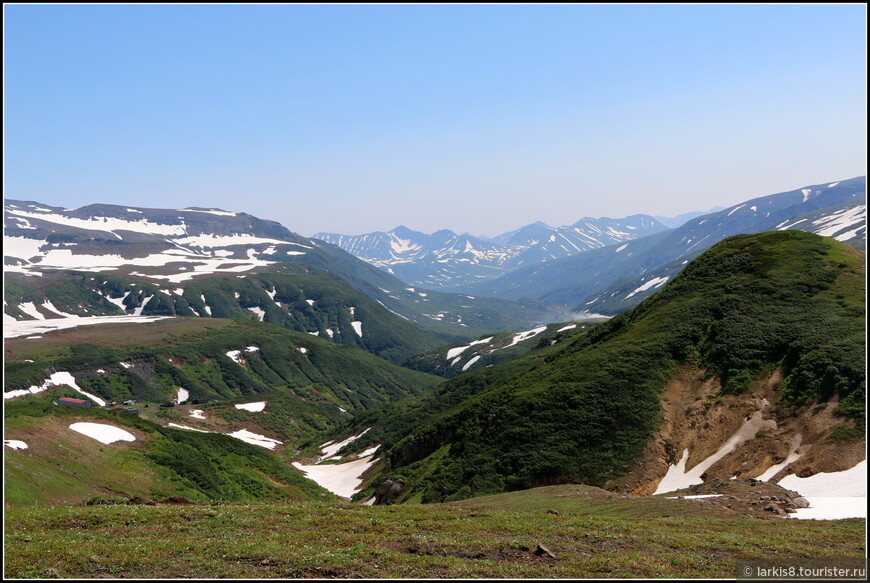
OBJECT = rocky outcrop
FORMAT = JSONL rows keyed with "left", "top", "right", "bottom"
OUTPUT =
{"left": 609, "top": 366, "right": 865, "bottom": 497}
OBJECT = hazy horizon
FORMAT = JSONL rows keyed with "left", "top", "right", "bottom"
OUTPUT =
{"left": 5, "top": 4, "right": 866, "bottom": 237}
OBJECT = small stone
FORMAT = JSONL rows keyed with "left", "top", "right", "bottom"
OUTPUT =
{"left": 534, "top": 544, "right": 557, "bottom": 559}
{"left": 546, "top": 509, "right": 559, "bottom": 515}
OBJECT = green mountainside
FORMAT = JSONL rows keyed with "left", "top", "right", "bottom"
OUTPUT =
{"left": 349, "top": 231, "right": 865, "bottom": 503}
{"left": 402, "top": 320, "right": 604, "bottom": 378}
{"left": 4, "top": 399, "right": 333, "bottom": 506}
{"left": 5, "top": 318, "right": 442, "bottom": 444}
{"left": 4, "top": 270, "right": 446, "bottom": 364}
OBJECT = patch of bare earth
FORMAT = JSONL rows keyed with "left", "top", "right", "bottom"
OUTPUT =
{"left": 609, "top": 366, "right": 865, "bottom": 496}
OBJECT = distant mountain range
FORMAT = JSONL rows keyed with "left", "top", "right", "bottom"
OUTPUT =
{"left": 313, "top": 215, "right": 670, "bottom": 290}
{"left": 457, "top": 176, "right": 867, "bottom": 311}
{"left": 3, "top": 200, "right": 564, "bottom": 365}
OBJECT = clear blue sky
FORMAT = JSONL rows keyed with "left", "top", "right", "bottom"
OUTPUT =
{"left": 4, "top": 4, "right": 866, "bottom": 237}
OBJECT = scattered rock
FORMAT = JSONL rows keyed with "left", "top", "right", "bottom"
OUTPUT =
{"left": 792, "top": 496, "right": 810, "bottom": 508}
{"left": 534, "top": 544, "right": 557, "bottom": 559}
{"left": 373, "top": 479, "right": 403, "bottom": 505}
{"left": 546, "top": 509, "right": 560, "bottom": 515}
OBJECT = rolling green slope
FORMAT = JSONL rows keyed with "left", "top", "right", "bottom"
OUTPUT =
{"left": 354, "top": 231, "right": 865, "bottom": 503}
{"left": 4, "top": 399, "right": 334, "bottom": 507}
{"left": 5, "top": 318, "right": 442, "bottom": 445}
{"left": 4, "top": 270, "right": 446, "bottom": 364}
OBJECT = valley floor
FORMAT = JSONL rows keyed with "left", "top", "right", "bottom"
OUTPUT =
{"left": 4, "top": 485, "right": 864, "bottom": 579}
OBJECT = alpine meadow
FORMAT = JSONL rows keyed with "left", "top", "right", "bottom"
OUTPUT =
{"left": 4, "top": 4, "right": 867, "bottom": 581}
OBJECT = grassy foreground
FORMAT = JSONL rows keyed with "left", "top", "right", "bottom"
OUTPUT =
{"left": 5, "top": 486, "right": 864, "bottom": 579}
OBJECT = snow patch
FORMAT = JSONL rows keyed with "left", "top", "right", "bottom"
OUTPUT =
{"left": 168, "top": 423, "right": 210, "bottom": 433}
{"left": 4, "top": 440, "right": 28, "bottom": 450}
{"left": 318, "top": 428, "right": 371, "bottom": 461}
{"left": 625, "top": 276, "right": 670, "bottom": 299}
{"left": 462, "top": 355, "right": 481, "bottom": 371}
{"left": 227, "top": 429, "right": 282, "bottom": 450}
{"left": 235, "top": 401, "right": 267, "bottom": 412}
{"left": 17, "top": 302, "right": 45, "bottom": 320}
{"left": 247, "top": 306, "right": 266, "bottom": 321}
{"left": 654, "top": 408, "right": 776, "bottom": 494}
{"left": 69, "top": 422, "right": 136, "bottom": 444}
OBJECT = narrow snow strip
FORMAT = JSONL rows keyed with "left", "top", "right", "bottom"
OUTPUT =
{"left": 189, "top": 410, "right": 206, "bottom": 419}
{"left": 52, "top": 372, "right": 107, "bottom": 406}
{"left": 69, "top": 422, "right": 135, "bottom": 444}
{"left": 181, "top": 208, "right": 237, "bottom": 217}
{"left": 666, "top": 494, "right": 723, "bottom": 499}
{"left": 446, "top": 344, "right": 472, "bottom": 360}
{"left": 4, "top": 440, "right": 28, "bottom": 450}
{"left": 756, "top": 434, "right": 803, "bottom": 481}
{"left": 557, "top": 324, "right": 577, "bottom": 332}
{"left": 319, "top": 428, "right": 371, "bottom": 460}
{"left": 172, "top": 233, "right": 293, "bottom": 247}
{"left": 132, "top": 295, "right": 153, "bottom": 317}
{"left": 17, "top": 302, "right": 45, "bottom": 320}
{"left": 2, "top": 314, "right": 174, "bottom": 339}
{"left": 167, "top": 423, "right": 210, "bottom": 433}
{"left": 4, "top": 371, "right": 107, "bottom": 406}
{"left": 462, "top": 355, "right": 481, "bottom": 371}
{"left": 235, "top": 401, "right": 267, "bottom": 412}
{"left": 41, "top": 300, "right": 78, "bottom": 318}
{"left": 5, "top": 208, "right": 188, "bottom": 236}
{"left": 625, "top": 276, "right": 670, "bottom": 299}
{"left": 350, "top": 321, "right": 363, "bottom": 336}
{"left": 654, "top": 409, "right": 776, "bottom": 494}
{"left": 727, "top": 204, "right": 746, "bottom": 216}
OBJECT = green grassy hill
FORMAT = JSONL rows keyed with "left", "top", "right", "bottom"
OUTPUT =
{"left": 4, "top": 399, "right": 333, "bottom": 507}
{"left": 4, "top": 484, "right": 864, "bottom": 578}
{"left": 5, "top": 318, "right": 442, "bottom": 446}
{"left": 4, "top": 270, "right": 446, "bottom": 365}
{"left": 402, "top": 320, "right": 604, "bottom": 378}
{"left": 353, "top": 231, "right": 865, "bottom": 503}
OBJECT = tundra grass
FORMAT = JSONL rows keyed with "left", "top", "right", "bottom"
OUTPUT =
{"left": 5, "top": 488, "right": 864, "bottom": 579}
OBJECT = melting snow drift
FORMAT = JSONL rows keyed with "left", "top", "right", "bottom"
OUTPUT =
{"left": 69, "top": 423, "right": 136, "bottom": 445}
